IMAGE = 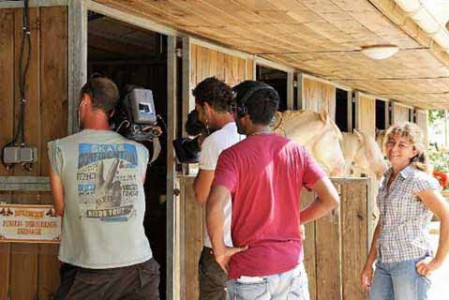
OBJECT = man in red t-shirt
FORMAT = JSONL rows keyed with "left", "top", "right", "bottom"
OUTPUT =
{"left": 206, "top": 80, "right": 340, "bottom": 299}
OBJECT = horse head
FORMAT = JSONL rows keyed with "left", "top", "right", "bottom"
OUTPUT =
{"left": 352, "top": 129, "right": 387, "bottom": 179}
{"left": 271, "top": 109, "right": 345, "bottom": 176}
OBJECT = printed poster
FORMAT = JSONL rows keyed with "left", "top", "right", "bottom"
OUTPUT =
{"left": 0, "top": 204, "right": 61, "bottom": 243}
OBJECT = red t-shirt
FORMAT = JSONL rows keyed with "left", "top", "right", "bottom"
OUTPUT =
{"left": 213, "top": 133, "right": 326, "bottom": 279}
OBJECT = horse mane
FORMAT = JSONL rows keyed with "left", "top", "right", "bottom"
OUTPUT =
{"left": 271, "top": 110, "right": 322, "bottom": 131}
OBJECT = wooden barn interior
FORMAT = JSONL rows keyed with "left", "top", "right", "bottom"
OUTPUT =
{"left": 1, "top": 0, "right": 449, "bottom": 299}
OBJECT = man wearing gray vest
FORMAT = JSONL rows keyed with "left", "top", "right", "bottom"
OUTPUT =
{"left": 48, "top": 77, "right": 159, "bottom": 299}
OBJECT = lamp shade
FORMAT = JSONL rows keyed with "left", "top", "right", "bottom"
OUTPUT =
{"left": 361, "top": 45, "right": 399, "bottom": 60}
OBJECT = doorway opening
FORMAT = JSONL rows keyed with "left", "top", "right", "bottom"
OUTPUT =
{"left": 87, "top": 12, "right": 168, "bottom": 299}
{"left": 256, "top": 65, "right": 288, "bottom": 111}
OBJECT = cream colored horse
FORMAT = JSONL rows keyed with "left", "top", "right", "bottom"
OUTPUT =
{"left": 341, "top": 129, "right": 387, "bottom": 179}
{"left": 376, "top": 129, "right": 387, "bottom": 154}
{"left": 271, "top": 109, "right": 345, "bottom": 176}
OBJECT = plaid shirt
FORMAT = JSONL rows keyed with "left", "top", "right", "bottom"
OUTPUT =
{"left": 376, "top": 166, "right": 441, "bottom": 263}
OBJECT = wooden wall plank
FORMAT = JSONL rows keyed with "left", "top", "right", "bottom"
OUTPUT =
{"left": 180, "top": 176, "right": 204, "bottom": 300}
{"left": 315, "top": 199, "right": 341, "bottom": 300}
{"left": 0, "top": 9, "right": 15, "bottom": 300}
{"left": 10, "top": 7, "right": 41, "bottom": 300}
{"left": 39, "top": 5, "right": 68, "bottom": 184}
{"left": 216, "top": 51, "right": 225, "bottom": 81}
{"left": 181, "top": 42, "right": 258, "bottom": 300}
{"left": 356, "top": 93, "right": 376, "bottom": 137}
{"left": 341, "top": 180, "right": 368, "bottom": 300}
{"left": 392, "top": 103, "right": 412, "bottom": 124}
{"left": 300, "top": 189, "right": 317, "bottom": 300}
{"left": 38, "top": 6, "right": 68, "bottom": 299}
{"left": 303, "top": 76, "right": 336, "bottom": 120}
{"left": 246, "top": 59, "right": 254, "bottom": 80}
{"left": 415, "top": 110, "right": 429, "bottom": 148}
{"left": 166, "top": 35, "right": 178, "bottom": 300}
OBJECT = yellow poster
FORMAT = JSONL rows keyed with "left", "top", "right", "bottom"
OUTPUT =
{"left": 0, "top": 204, "right": 61, "bottom": 244}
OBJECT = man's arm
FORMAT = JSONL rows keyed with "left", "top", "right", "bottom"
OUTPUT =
{"left": 300, "top": 177, "right": 339, "bottom": 224}
{"left": 49, "top": 168, "right": 64, "bottom": 216}
{"left": 206, "top": 184, "right": 246, "bottom": 271}
{"left": 194, "top": 169, "right": 215, "bottom": 204}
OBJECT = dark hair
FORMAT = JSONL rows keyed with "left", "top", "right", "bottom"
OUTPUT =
{"left": 192, "top": 77, "right": 233, "bottom": 112}
{"left": 232, "top": 80, "right": 279, "bottom": 125}
{"left": 80, "top": 76, "right": 119, "bottom": 114}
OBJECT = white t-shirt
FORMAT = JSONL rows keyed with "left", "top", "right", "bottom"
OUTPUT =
{"left": 199, "top": 122, "right": 244, "bottom": 248}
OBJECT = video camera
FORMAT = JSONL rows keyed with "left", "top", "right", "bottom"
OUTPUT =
{"left": 173, "top": 109, "right": 207, "bottom": 164}
{"left": 110, "top": 86, "right": 161, "bottom": 142}
{"left": 110, "top": 86, "right": 163, "bottom": 165}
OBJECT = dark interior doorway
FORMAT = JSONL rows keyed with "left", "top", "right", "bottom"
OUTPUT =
{"left": 256, "top": 65, "right": 288, "bottom": 111}
{"left": 335, "top": 88, "right": 349, "bottom": 132}
{"left": 87, "top": 12, "right": 167, "bottom": 299}
{"left": 376, "top": 100, "right": 387, "bottom": 130}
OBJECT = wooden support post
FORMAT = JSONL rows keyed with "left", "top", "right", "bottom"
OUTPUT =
{"left": 297, "top": 73, "right": 304, "bottom": 110}
{"left": 68, "top": 0, "right": 87, "bottom": 134}
{"left": 166, "top": 35, "right": 179, "bottom": 300}
{"left": 287, "top": 72, "right": 294, "bottom": 110}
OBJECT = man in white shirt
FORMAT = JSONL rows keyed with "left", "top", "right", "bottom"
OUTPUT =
{"left": 192, "top": 77, "right": 244, "bottom": 300}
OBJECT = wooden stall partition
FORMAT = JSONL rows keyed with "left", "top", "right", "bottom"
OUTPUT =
{"left": 191, "top": 43, "right": 253, "bottom": 87}
{"left": 178, "top": 176, "right": 204, "bottom": 300}
{"left": 301, "top": 178, "right": 373, "bottom": 300}
{"left": 355, "top": 92, "right": 376, "bottom": 138}
{"left": 10, "top": 7, "right": 42, "bottom": 299}
{"left": 0, "top": 5, "right": 68, "bottom": 299}
{"left": 340, "top": 178, "right": 374, "bottom": 300}
{"left": 178, "top": 175, "right": 373, "bottom": 300}
{"left": 415, "top": 109, "right": 429, "bottom": 149}
{"left": 38, "top": 6, "right": 68, "bottom": 300}
{"left": 0, "top": 9, "right": 15, "bottom": 300}
{"left": 391, "top": 101, "right": 412, "bottom": 124}
{"left": 179, "top": 41, "right": 255, "bottom": 300}
{"left": 300, "top": 191, "right": 318, "bottom": 300}
{"left": 301, "top": 75, "right": 336, "bottom": 120}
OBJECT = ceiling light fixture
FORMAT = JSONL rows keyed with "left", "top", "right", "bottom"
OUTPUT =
{"left": 360, "top": 45, "right": 399, "bottom": 60}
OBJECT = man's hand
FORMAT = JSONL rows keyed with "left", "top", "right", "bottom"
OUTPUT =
{"left": 214, "top": 246, "right": 248, "bottom": 272}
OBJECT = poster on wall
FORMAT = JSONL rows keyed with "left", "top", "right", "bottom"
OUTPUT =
{"left": 0, "top": 204, "right": 61, "bottom": 244}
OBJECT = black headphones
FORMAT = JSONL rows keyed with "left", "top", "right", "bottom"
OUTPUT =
{"left": 233, "top": 85, "right": 276, "bottom": 118}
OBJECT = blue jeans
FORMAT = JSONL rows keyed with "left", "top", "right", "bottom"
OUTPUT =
{"left": 227, "top": 264, "right": 309, "bottom": 300}
{"left": 370, "top": 257, "right": 431, "bottom": 300}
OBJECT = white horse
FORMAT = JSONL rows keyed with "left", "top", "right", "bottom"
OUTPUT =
{"left": 271, "top": 109, "right": 346, "bottom": 176}
{"left": 341, "top": 129, "right": 387, "bottom": 179}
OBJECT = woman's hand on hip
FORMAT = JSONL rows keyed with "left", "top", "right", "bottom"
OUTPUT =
{"left": 416, "top": 256, "right": 442, "bottom": 276}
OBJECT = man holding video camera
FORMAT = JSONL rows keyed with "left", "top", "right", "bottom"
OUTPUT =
{"left": 48, "top": 76, "right": 160, "bottom": 299}
{"left": 192, "top": 77, "right": 244, "bottom": 300}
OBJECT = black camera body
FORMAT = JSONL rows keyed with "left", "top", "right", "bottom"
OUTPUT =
{"left": 173, "top": 110, "right": 207, "bottom": 164}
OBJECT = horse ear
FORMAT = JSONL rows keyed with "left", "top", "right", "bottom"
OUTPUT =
{"left": 319, "top": 109, "right": 329, "bottom": 124}
{"left": 353, "top": 128, "right": 363, "bottom": 141}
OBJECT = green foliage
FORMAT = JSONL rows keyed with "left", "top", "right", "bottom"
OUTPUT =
{"left": 429, "top": 110, "right": 445, "bottom": 123}
{"left": 428, "top": 144, "right": 449, "bottom": 171}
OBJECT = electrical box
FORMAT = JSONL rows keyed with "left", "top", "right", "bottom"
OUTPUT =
{"left": 3, "top": 146, "right": 38, "bottom": 164}
{"left": 130, "top": 89, "right": 157, "bottom": 124}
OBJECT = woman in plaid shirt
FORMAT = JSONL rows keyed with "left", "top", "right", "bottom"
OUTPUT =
{"left": 361, "top": 122, "right": 449, "bottom": 300}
